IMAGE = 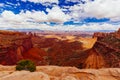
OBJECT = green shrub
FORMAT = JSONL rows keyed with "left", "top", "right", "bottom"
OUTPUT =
{"left": 16, "top": 60, "right": 36, "bottom": 72}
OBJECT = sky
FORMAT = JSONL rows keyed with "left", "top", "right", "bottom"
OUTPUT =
{"left": 0, "top": 0, "right": 120, "bottom": 31}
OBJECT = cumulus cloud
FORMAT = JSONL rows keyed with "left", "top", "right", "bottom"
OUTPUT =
{"left": 0, "top": 17, "right": 119, "bottom": 31}
{"left": 0, "top": 0, "right": 120, "bottom": 31}
{"left": 47, "top": 7, "right": 71, "bottom": 23}
{"left": 1, "top": 6, "right": 70, "bottom": 23}
{"left": 84, "top": 0, "right": 120, "bottom": 21}
{"left": 69, "top": 0, "right": 120, "bottom": 22}
{"left": 21, "top": 11, "right": 48, "bottom": 22}
{"left": 0, "top": 6, "right": 71, "bottom": 30}
{"left": 1, "top": 11, "right": 25, "bottom": 23}
{"left": 0, "top": 11, "right": 119, "bottom": 31}
{"left": 0, "top": 7, "right": 119, "bottom": 31}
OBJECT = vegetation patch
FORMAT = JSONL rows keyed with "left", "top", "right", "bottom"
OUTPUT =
{"left": 16, "top": 60, "right": 36, "bottom": 72}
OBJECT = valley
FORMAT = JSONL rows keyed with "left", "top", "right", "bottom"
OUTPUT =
{"left": 0, "top": 29, "right": 119, "bottom": 69}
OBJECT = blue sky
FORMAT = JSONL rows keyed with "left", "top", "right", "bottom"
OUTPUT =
{"left": 0, "top": 0, "right": 120, "bottom": 31}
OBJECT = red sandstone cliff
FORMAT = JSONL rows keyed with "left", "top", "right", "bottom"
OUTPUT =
{"left": 0, "top": 32, "right": 33, "bottom": 65}
{"left": 62, "top": 28, "right": 120, "bottom": 69}
{"left": 23, "top": 47, "right": 48, "bottom": 65}
{"left": 90, "top": 28, "right": 120, "bottom": 68}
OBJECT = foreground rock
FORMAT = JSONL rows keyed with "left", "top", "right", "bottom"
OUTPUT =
{"left": 0, "top": 65, "right": 120, "bottom": 80}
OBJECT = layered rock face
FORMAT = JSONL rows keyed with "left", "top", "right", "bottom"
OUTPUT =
{"left": 65, "top": 28, "right": 120, "bottom": 69}
{"left": 31, "top": 35, "right": 84, "bottom": 66}
{"left": 23, "top": 47, "right": 48, "bottom": 65}
{"left": 91, "top": 28, "right": 120, "bottom": 68}
{"left": 0, "top": 65, "right": 120, "bottom": 80}
{"left": 0, "top": 32, "right": 33, "bottom": 65}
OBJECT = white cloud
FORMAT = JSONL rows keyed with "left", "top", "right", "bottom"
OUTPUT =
{"left": 0, "top": 17, "right": 120, "bottom": 31}
{"left": 69, "top": 4, "right": 85, "bottom": 22}
{"left": 0, "top": 6, "right": 71, "bottom": 30}
{"left": 21, "top": 11, "right": 48, "bottom": 22}
{"left": 77, "top": 23, "right": 120, "bottom": 31}
{"left": 69, "top": 0, "right": 120, "bottom": 22}
{"left": 84, "top": 0, "right": 120, "bottom": 20}
{"left": 0, "top": 10, "right": 119, "bottom": 31}
{"left": 1, "top": 6, "right": 70, "bottom": 23}
{"left": 47, "top": 6, "right": 71, "bottom": 23}
{"left": 1, "top": 11, "right": 25, "bottom": 23}
{"left": 0, "top": 3, "right": 4, "bottom": 7}
{"left": 1, "top": 0, "right": 120, "bottom": 31}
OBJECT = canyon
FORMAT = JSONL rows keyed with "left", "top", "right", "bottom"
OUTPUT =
{"left": 0, "top": 29, "right": 119, "bottom": 69}
{"left": 0, "top": 29, "right": 120, "bottom": 80}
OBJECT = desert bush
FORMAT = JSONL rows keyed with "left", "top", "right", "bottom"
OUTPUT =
{"left": 16, "top": 60, "right": 36, "bottom": 72}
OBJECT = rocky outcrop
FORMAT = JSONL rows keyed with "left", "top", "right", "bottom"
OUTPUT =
{"left": 0, "top": 33, "right": 33, "bottom": 65}
{"left": 92, "top": 41, "right": 120, "bottom": 68}
{"left": 23, "top": 47, "right": 48, "bottom": 65}
{"left": 90, "top": 28, "right": 120, "bottom": 68}
{"left": 93, "top": 28, "right": 120, "bottom": 39}
{"left": 93, "top": 32, "right": 109, "bottom": 39}
{"left": 0, "top": 65, "right": 120, "bottom": 80}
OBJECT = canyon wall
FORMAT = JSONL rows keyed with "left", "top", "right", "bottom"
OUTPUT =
{"left": 0, "top": 33, "right": 33, "bottom": 65}
{"left": 90, "top": 28, "right": 120, "bottom": 68}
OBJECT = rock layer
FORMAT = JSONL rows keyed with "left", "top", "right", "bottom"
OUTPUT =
{"left": 91, "top": 28, "right": 120, "bottom": 68}
{"left": 0, "top": 65, "right": 120, "bottom": 80}
{"left": 0, "top": 32, "right": 33, "bottom": 65}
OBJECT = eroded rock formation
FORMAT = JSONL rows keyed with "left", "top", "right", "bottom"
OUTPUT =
{"left": 90, "top": 28, "right": 120, "bottom": 68}
{"left": 0, "top": 32, "right": 33, "bottom": 65}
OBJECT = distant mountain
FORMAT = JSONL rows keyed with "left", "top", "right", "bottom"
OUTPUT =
{"left": 6, "top": 28, "right": 116, "bottom": 32}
